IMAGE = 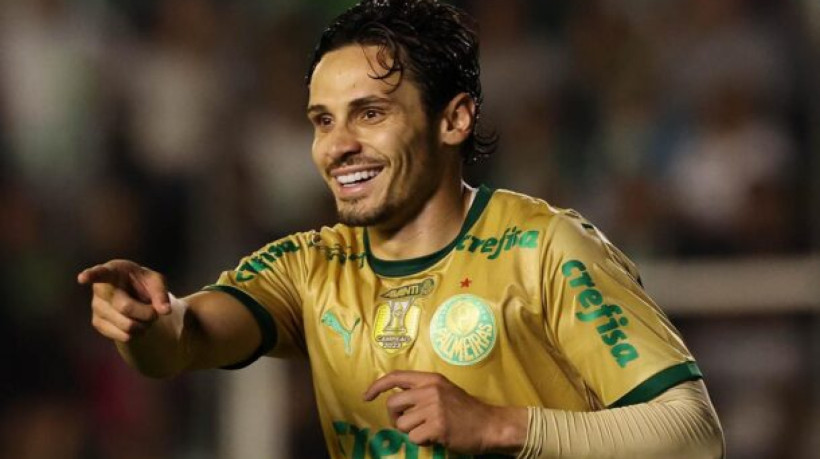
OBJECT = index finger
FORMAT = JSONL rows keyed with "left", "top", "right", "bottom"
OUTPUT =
{"left": 77, "top": 264, "right": 117, "bottom": 285}
{"left": 363, "top": 370, "right": 437, "bottom": 401}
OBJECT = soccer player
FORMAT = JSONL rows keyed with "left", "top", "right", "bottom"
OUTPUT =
{"left": 78, "top": 1, "right": 724, "bottom": 457}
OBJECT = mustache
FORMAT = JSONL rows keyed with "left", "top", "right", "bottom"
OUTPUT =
{"left": 327, "top": 155, "right": 384, "bottom": 172}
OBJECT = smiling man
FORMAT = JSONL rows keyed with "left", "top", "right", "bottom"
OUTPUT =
{"left": 78, "top": 1, "right": 724, "bottom": 458}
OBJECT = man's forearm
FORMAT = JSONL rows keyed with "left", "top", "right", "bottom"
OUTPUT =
{"left": 517, "top": 380, "right": 724, "bottom": 459}
{"left": 116, "top": 293, "right": 191, "bottom": 378}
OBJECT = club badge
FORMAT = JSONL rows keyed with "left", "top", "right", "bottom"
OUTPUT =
{"left": 430, "top": 294, "right": 497, "bottom": 366}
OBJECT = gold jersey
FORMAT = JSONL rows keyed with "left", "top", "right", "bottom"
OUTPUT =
{"left": 207, "top": 186, "right": 701, "bottom": 459}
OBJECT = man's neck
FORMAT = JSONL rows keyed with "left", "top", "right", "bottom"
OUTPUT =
{"left": 368, "top": 181, "right": 476, "bottom": 261}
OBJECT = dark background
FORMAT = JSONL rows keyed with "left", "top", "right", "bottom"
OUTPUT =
{"left": 0, "top": 0, "right": 818, "bottom": 457}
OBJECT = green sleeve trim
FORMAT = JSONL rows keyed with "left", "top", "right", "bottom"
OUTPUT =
{"left": 202, "top": 284, "right": 278, "bottom": 370}
{"left": 609, "top": 361, "right": 703, "bottom": 408}
{"left": 365, "top": 184, "right": 494, "bottom": 277}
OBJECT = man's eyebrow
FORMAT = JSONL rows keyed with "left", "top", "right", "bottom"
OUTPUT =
{"left": 306, "top": 95, "right": 393, "bottom": 116}
{"left": 306, "top": 104, "right": 328, "bottom": 116}
{"left": 348, "top": 95, "right": 392, "bottom": 110}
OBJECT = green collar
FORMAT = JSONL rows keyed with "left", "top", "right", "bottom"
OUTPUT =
{"left": 364, "top": 185, "right": 494, "bottom": 277}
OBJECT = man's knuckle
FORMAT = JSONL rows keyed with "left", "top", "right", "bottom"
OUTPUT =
{"left": 408, "top": 430, "right": 426, "bottom": 445}
{"left": 122, "top": 318, "right": 138, "bottom": 333}
{"left": 91, "top": 283, "right": 107, "bottom": 296}
{"left": 118, "top": 300, "right": 133, "bottom": 316}
{"left": 433, "top": 409, "right": 446, "bottom": 426}
{"left": 395, "top": 417, "right": 409, "bottom": 432}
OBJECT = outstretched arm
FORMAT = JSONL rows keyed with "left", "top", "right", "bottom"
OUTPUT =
{"left": 364, "top": 371, "right": 723, "bottom": 458}
{"left": 78, "top": 259, "right": 262, "bottom": 378}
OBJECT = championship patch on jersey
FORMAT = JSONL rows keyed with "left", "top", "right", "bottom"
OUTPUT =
{"left": 372, "top": 278, "right": 434, "bottom": 354}
{"left": 429, "top": 294, "right": 497, "bottom": 366}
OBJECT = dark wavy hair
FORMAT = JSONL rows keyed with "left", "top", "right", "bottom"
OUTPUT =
{"left": 306, "top": 0, "right": 498, "bottom": 164}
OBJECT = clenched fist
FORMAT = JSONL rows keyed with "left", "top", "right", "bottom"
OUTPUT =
{"left": 364, "top": 370, "right": 527, "bottom": 455}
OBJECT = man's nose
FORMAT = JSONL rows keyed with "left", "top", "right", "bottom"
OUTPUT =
{"left": 326, "top": 124, "right": 362, "bottom": 161}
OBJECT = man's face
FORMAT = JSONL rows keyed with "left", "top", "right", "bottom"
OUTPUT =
{"left": 307, "top": 45, "right": 445, "bottom": 228}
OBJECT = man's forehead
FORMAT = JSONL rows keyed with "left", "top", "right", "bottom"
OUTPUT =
{"left": 308, "top": 44, "right": 403, "bottom": 106}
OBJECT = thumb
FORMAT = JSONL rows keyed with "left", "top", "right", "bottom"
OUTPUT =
{"left": 145, "top": 274, "right": 171, "bottom": 316}
{"left": 132, "top": 270, "right": 171, "bottom": 315}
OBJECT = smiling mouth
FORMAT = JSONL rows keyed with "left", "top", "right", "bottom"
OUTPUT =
{"left": 335, "top": 167, "right": 383, "bottom": 187}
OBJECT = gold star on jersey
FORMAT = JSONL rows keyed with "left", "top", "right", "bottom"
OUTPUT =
{"left": 206, "top": 185, "right": 702, "bottom": 459}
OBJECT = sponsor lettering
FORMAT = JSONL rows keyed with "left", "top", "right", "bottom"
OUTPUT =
{"left": 235, "top": 240, "right": 300, "bottom": 282}
{"left": 308, "top": 236, "right": 366, "bottom": 267}
{"left": 455, "top": 226, "right": 539, "bottom": 260}
{"left": 561, "top": 260, "right": 639, "bottom": 368}
{"left": 333, "top": 421, "right": 475, "bottom": 459}
{"left": 381, "top": 278, "right": 435, "bottom": 300}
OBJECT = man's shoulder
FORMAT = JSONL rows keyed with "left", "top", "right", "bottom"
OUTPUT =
{"left": 300, "top": 224, "right": 368, "bottom": 267}
{"left": 309, "top": 223, "right": 362, "bottom": 245}
{"left": 487, "top": 187, "right": 609, "bottom": 249}
{"left": 487, "top": 187, "right": 570, "bottom": 224}
{"left": 247, "top": 225, "right": 363, "bottom": 263}
{"left": 265, "top": 223, "right": 360, "bottom": 245}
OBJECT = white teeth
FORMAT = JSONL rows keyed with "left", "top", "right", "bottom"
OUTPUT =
{"left": 337, "top": 168, "right": 381, "bottom": 185}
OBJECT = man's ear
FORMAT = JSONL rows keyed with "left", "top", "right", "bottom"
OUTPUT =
{"left": 439, "top": 93, "right": 476, "bottom": 148}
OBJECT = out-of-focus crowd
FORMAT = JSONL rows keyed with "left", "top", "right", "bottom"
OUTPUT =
{"left": 0, "top": 0, "right": 817, "bottom": 458}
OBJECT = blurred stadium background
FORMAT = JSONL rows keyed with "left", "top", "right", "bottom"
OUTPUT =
{"left": 0, "top": 0, "right": 818, "bottom": 457}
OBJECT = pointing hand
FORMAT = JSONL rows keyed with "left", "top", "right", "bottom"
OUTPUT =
{"left": 78, "top": 260, "right": 171, "bottom": 342}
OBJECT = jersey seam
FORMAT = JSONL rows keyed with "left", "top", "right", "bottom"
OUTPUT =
{"left": 540, "top": 211, "right": 568, "bottom": 352}
{"left": 608, "top": 361, "right": 703, "bottom": 408}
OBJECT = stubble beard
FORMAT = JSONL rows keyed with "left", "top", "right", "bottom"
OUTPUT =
{"left": 333, "top": 127, "right": 440, "bottom": 229}
{"left": 335, "top": 194, "right": 400, "bottom": 227}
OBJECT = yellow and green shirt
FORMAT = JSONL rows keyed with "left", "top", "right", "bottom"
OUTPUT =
{"left": 207, "top": 186, "right": 702, "bottom": 459}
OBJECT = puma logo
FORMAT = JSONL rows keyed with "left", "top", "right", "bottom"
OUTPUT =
{"left": 321, "top": 311, "right": 361, "bottom": 355}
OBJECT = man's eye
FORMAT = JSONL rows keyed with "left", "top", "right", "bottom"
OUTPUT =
{"left": 317, "top": 115, "right": 333, "bottom": 126}
{"left": 362, "top": 109, "right": 382, "bottom": 121}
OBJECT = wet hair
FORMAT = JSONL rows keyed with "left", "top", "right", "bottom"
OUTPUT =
{"left": 306, "top": 0, "right": 498, "bottom": 164}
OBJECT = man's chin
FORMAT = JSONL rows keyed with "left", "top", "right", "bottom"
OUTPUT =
{"left": 336, "top": 209, "right": 385, "bottom": 227}
{"left": 336, "top": 200, "right": 394, "bottom": 227}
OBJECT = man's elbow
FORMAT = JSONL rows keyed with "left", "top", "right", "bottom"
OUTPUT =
{"left": 116, "top": 341, "right": 185, "bottom": 379}
{"left": 671, "top": 381, "right": 726, "bottom": 459}
{"left": 700, "top": 407, "right": 725, "bottom": 459}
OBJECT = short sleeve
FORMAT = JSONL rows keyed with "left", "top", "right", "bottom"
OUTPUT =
{"left": 543, "top": 211, "right": 702, "bottom": 407}
{"left": 204, "top": 233, "right": 308, "bottom": 368}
